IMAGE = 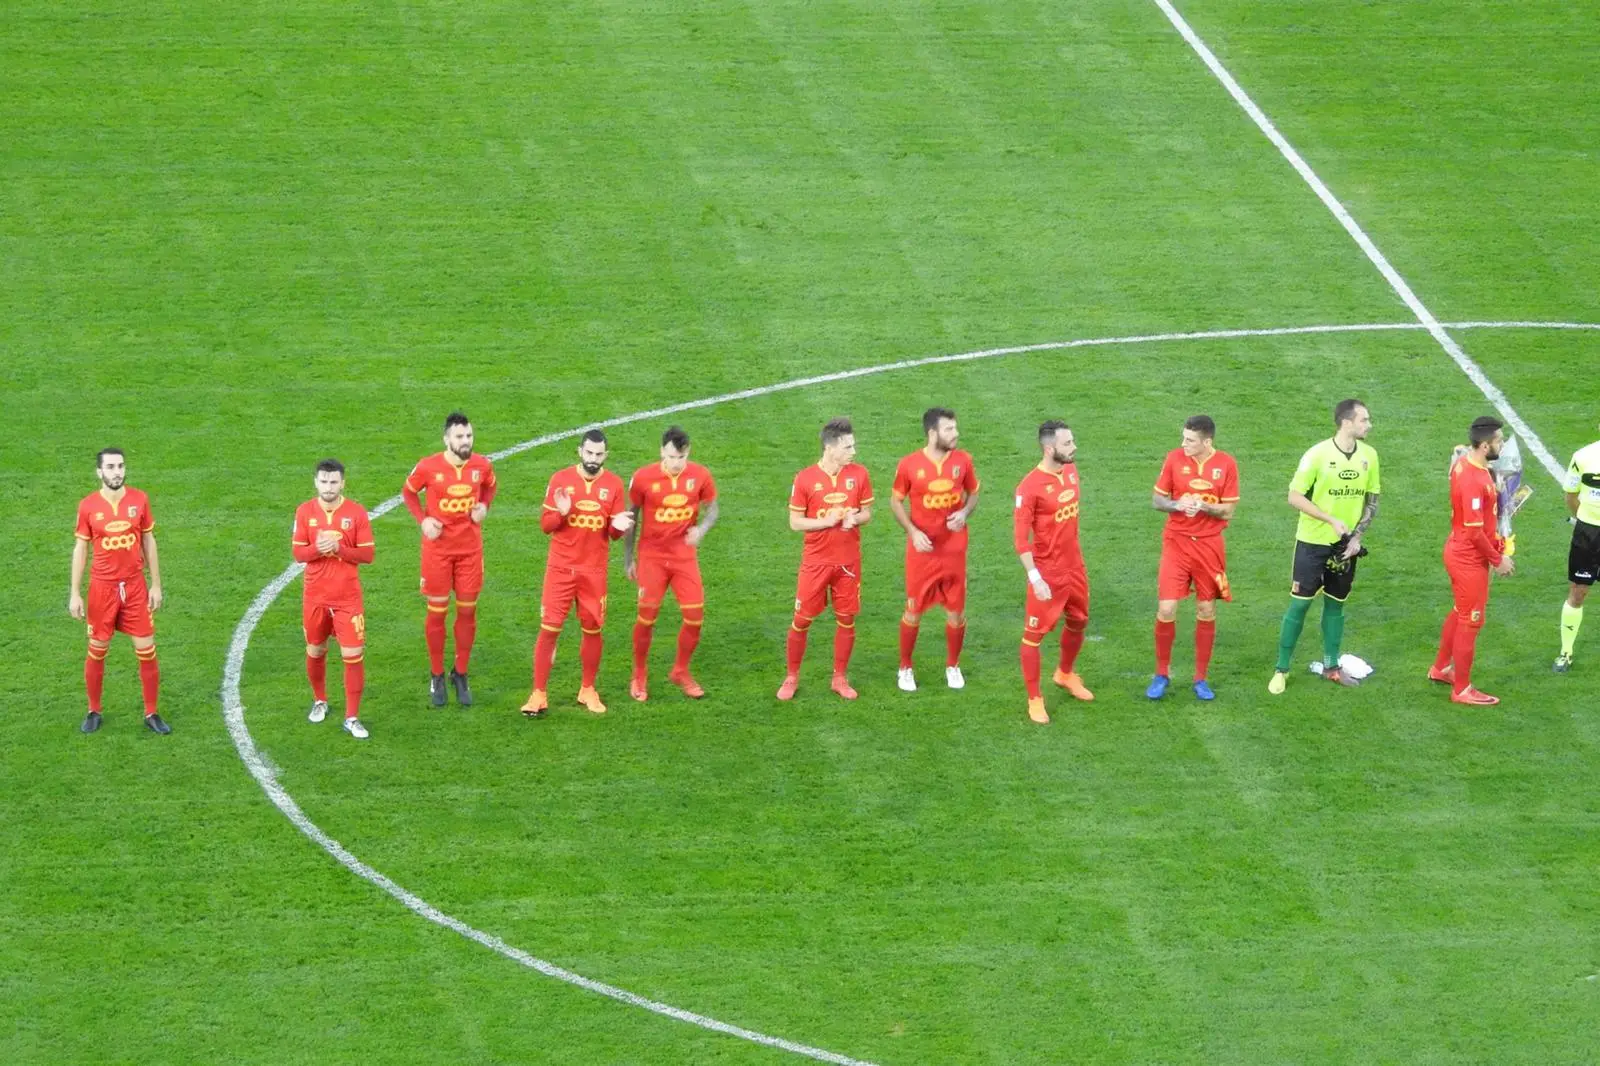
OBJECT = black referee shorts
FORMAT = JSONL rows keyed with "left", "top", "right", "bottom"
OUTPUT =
{"left": 1570, "top": 519, "right": 1600, "bottom": 585}
{"left": 1291, "top": 539, "right": 1358, "bottom": 602}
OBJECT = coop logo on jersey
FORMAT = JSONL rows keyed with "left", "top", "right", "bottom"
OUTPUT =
{"left": 100, "top": 533, "right": 138, "bottom": 550}
{"left": 1338, "top": 469, "right": 1360, "bottom": 480}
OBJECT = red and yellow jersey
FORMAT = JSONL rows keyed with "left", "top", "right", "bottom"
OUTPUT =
{"left": 293, "top": 497, "right": 374, "bottom": 605}
{"left": 891, "top": 448, "right": 979, "bottom": 556}
{"left": 789, "top": 462, "right": 874, "bottom": 568}
{"left": 542, "top": 466, "right": 627, "bottom": 572}
{"left": 1154, "top": 448, "right": 1240, "bottom": 537}
{"left": 1448, "top": 456, "right": 1501, "bottom": 541}
{"left": 629, "top": 460, "right": 717, "bottom": 560}
{"left": 1013, "top": 463, "right": 1084, "bottom": 578}
{"left": 403, "top": 452, "right": 498, "bottom": 555}
{"left": 75, "top": 488, "right": 154, "bottom": 582}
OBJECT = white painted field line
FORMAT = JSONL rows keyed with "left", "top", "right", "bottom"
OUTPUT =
{"left": 223, "top": 319, "right": 1594, "bottom": 1063}
{"left": 1149, "top": 0, "right": 1567, "bottom": 483}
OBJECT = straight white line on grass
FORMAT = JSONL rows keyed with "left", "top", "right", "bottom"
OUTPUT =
{"left": 1149, "top": 0, "right": 1567, "bottom": 483}
{"left": 222, "top": 319, "right": 1595, "bottom": 1064}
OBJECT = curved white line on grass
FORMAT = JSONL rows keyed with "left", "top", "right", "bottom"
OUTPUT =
{"left": 221, "top": 318, "right": 1594, "bottom": 1064}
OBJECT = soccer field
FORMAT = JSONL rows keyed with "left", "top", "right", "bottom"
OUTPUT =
{"left": 5, "top": 1, "right": 1599, "bottom": 1062}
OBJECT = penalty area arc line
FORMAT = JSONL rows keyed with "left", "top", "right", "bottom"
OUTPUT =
{"left": 221, "top": 318, "right": 1591, "bottom": 1064}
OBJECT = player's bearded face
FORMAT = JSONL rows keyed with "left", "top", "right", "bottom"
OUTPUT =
{"left": 315, "top": 472, "right": 344, "bottom": 502}
{"left": 1051, "top": 433, "right": 1076, "bottom": 465}
{"left": 445, "top": 426, "right": 474, "bottom": 460}
{"left": 934, "top": 421, "right": 958, "bottom": 452}
{"left": 97, "top": 458, "right": 126, "bottom": 490}
{"left": 579, "top": 443, "right": 606, "bottom": 476}
{"left": 1485, "top": 431, "right": 1503, "bottom": 462}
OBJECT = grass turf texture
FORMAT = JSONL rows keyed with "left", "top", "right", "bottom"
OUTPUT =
{"left": 3, "top": 1, "right": 1598, "bottom": 1063}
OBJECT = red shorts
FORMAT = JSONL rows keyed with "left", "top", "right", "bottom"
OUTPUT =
{"left": 542, "top": 566, "right": 608, "bottom": 631}
{"left": 420, "top": 547, "right": 484, "bottom": 601}
{"left": 795, "top": 562, "right": 861, "bottom": 619}
{"left": 1444, "top": 546, "right": 1490, "bottom": 627}
{"left": 1023, "top": 567, "right": 1089, "bottom": 638}
{"left": 1158, "top": 533, "right": 1231, "bottom": 602}
{"left": 86, "top": 578, "right": 154, "bottom": 642}
{"left": 636, "top": 553, "right": 704, "bottom": 611}
{"left": 905, "top": 551, "right": 967, "bottom": 615}
{"left": 304, "top": 598, "right": 366, "bottom": 648}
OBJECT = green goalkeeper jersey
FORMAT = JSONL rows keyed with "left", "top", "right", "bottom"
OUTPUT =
{"left": 1566, "top": 440, "right": 1600, "bottom": 526}
{"left": 1289, "top": 438, "right": 1381, "bottom": 545}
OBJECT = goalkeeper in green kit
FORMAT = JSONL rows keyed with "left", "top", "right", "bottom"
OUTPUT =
{"left": 1268, "top": 399, "right": 1381, "bottom": 693}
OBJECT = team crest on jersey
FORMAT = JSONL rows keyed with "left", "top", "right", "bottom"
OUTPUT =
{"left": 1069, "top": 473, "right": 1078, "bottom": 484}
{"left": 129, "top": 506, "right": 139, "bottom": 517}
{"left": 1212, "top": 468, "right": 1222, "bottom": 479}
{"left": 952, "top": 466, "right": 962, "bottom": 478}
{"left": 846, "top": 478, "right": 856, "bottom": 490}
{"left": 471, "top": 469, "right": 481, "bottom": 483}
{"left": 687, "top": 478, "right": 696, "bottom": 490}
{"left": 1471, "top": 608, "right": 1482, "bottom": 623}
{"left": 341, "top": 517, "right": 353, "bottom": 530}
{"left": 1361, "top": 460, "right": 1369, "bottom": 470}
{"left": 599, "top": 488, "right": 611, "bottom": 501}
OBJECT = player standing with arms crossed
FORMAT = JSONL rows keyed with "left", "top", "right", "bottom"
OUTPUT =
{"left": 1014, "top": 420, "right": 1095, "bottom": 724}
{"left": 523, "top": 430, "right": 632, "bottom": 717}
{"left": 1430, "top": 417, "right": 1515, "bottom": 704}
{"left": 402, "top": 412, "right": 497, "bottom": 708}
{"left": 70, "top": 447, "right": 168, "bottom": 734}
{"left": 778, "top": 417, "right": 873, "bottom": 701}
{"left": 890, "top": 408, "right": 979, "bottom": 692}
{"left": 1555, "top": 425, "right": 1600, "bottom": 672}
{"left": 1268, "top": 399, "right": 1380, "bottom": 694}
{"left": 622, "top": 426, "right": 719, "bottom": 702}
{"left": 1148, "top": 415, "right": 1239, "bottom": 701}
{"left": 293, "top": 459, "right": 375, "bottom": 739}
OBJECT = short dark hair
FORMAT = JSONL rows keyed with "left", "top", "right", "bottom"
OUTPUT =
{"left": 444, "top": 411, "right": 471, "bottom": 432}
{"left": 316, "top": 458, "right": 345, "bottom": 476}
{"left": 95, "top": 447, "right": 124, "bottom": 468}
{"left": 581, "top": 429, "right": 607, "bottom": 446}
{"left": 1469, "top": 415, "right": 1504, "bottom": 447}
{"left": 1184, "top": 414, "right": 1216, "bottom": 438}
{"left": 922, "top": 407, "right": 956, "bottom": 433}
{"left": 1038, "top": 420, "right": 1069, "bottom": 446}
{"left": 1333, "top": 398, "right": 1366, "bottom": 427}
{"left": 661, "top": 425, "right": 690, "bottom": 451}
{"left": 821, "top": 417, "right": 853, "bottom": 448}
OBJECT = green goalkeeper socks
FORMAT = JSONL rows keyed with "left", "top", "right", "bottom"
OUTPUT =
{"left": 1320, "top": 597, "right": 1346, "bottom": 666}
{"left": 1276, "top": 598, "right": 1312, "bottom": 672}
{"left": 1561, "top": 601, "right": 1584, "bottom": 656}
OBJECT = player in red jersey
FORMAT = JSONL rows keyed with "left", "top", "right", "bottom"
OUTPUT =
{"left": 1015, "top": 420, "right": 1094, "bottom": 724}
{"left": 69, "top": 447, "right": 168, "bottom": 734}
{"left": 889, "top": 407, "right": 980, "bottom": 692}
{"left": 1430, "top": 417, "right": 1515, "bottom": 705}
{"left": 778, "top": 417, "right": 874, "bottom": 701}
{"left": 293, "top": 459, "right": 375, "bottom": 739}
{"left": 402, "top": 411, "right": 498, "bottom": 708}
{"left": 1148, "top": 415, "right": 1240, "bottom": 702}
{"left": 523, "top": 429, "right": 633, "bottom": 717}
{"left": 622, "top": 425, "right": 719, "bottom": 702}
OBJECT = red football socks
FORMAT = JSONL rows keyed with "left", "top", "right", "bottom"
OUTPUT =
{"left": 1452, "top": 622, "right": 1480, "bottom": 694}
{"left": 632, "top": 621, "right": 654, "bottom": 676}
{"left": 1154, "top": 618, "right": 1176, "bottom": 675}
{"left": 1434, "top": 611, "right": 1458, "bottom": 672}
{"left": 945, "top": 623, "right": 965, "bottom": 667}
{"left": 1194, "top": 619, "right": 1216, "bottom": 682}
{"left": 452, "top": 604, "right": 476, "bottom": 674}
{"left": 1020, "top": 640, "right": 1043, "bottom": 699}
{"left": 579, "top": 630, "right": 603, "bottom": 688}
{"left": 343, "top": 656, "right": 364, "bottom": 719}
{"left": 1059, "top": 626, "right": 1085, "bottom": 675}
{"left": 533, "top": 628, "right": 559, "bottom": 691}
{"left": 135, "top": 644, "right": 159, "bottom": 715}
{"left": 84, "top": 648, "right": 107, "bottom": 713}
{"left": 833, "top": 617, "right": 856, "bottom": 675}
{"left": 785, "top": 619, "right": 809, "bottom": 676}
{"left": 425, "top": 606, "right": 447, "bottom": 674}
{"left": 674, "top": 622, "right": 701, "bottom": 672}
{"left": 898, "top": 621, "right": 918, "bottom": 670}
{"left": 306, "top": 653, "right": 328, "bottom": 702}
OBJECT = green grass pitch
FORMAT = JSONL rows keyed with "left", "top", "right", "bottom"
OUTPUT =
{"left": 3, "top": 1, "right": 1598, "bottom": 1062}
